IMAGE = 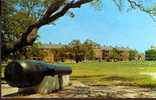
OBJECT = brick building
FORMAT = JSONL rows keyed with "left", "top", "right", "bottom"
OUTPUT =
{"left": 94, "top": 46, "right": 144, "bottom": 61}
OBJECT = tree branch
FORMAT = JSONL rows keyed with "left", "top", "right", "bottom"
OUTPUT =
{"left": 43, "top": 0, "right": 66, "bottom": 19}
{"left": 2, "top": 0, "right": 93, "bottom": 56}
{"left": 113, "top": 0, "right": 122, "bottom": 11}
{"left": 37, "top": 0, "right": 93, "bottom": 27}
{"left": 128, "top": 0, "right": 156, "bottom": 16}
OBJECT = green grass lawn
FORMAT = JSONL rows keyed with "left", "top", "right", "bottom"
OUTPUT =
{"left": 1, "top": 61, "right": 156, "bottom": 88}
{"left": 65, "top": 61, "right": 156, "bottom": 88}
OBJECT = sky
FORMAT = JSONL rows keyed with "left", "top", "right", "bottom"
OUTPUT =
{"left": 38, "top": 0, "right": 156, "bottom": 53}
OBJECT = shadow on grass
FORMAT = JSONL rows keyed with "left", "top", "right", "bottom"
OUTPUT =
{"left": 138, "top": 83, "right": 156, "bottom": 88}
{"left": 71, "top": 75, "right": 106, "bottom": 79}
{"left": 104, "top": 75, "right": 134, "bottom": 81}
{"left": 71, "top": 75, "right": 135, "bottom": 81}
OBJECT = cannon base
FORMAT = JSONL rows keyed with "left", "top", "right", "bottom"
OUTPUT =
{"left": 18, "top": 75, "right": 70, "bottom": 94}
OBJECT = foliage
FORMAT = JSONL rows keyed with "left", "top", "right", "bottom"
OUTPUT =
{"left": 110, "top": 48, "right": 120, "bottom": 61}
{"left": 6, "top": 42, "right": 48, "bottom": 60}
{"left": 83, "top": 39, "right": 100, "bottom": 60}
{"left": 1, "top": 0, "right": 16, "bottom": 43}
{"left": 129, "top": 50, "right": 138, "bottom": 60}
{"left": 1, "top": 0, "right": 45, "bottom": 60}
{"left": 68, "top": 40, "right": 85, "bottom": 63}
{"left": 24, "top": 43, "right": 48, "bottom": 59}
{"left": 50, "top": 47, "right": 63, "bottom": 62}
{"left": 145, "top": 49, "right": 156, "bottom": 61}
{"left": 48, "top": 39, "right": 100, "bottom": 63}
{"left": 66, "top": 39, "right": 100, "bottom": 63}
{"left": 7, "top": 12, "right": 36, "bottom": 40}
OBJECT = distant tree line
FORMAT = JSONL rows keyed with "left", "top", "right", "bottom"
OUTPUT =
{"left": 45, "top": 40, "right": 141, "bottom": 63}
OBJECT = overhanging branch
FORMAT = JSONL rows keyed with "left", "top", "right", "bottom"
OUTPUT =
{"left": 2, "top": 0, "right": 93, "bottom": 56}
{"left": 43, "top": 0, "right": 66, "bottom": 19}
{"left": 128, "top": 0, "right": 156, "bottom": 17}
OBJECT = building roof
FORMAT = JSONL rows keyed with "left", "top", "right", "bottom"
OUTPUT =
{"left": 99, "top": 46, "right": 132, "bottom": 51}
{"left": 116, "top": 47, "right": 131, "bottom": 51}
{"left": 38, "top": 44, "right": 63, "bottom": 49}
{"left": 101, "top": 46, "right": 113, "bottom": 50}
{"left": 39, "top": 44, "right": 133, "bottom": 52}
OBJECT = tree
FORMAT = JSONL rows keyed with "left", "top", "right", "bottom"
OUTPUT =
{"left": 7, "top": 12, "right": 36, "bottom": 40}
{"left": 1, "top": 0, "right": 156, "bottom": 58}
{"left": 83, "top": 39, "right": 99, "bottom": 60}
{"left": 1, "top": 1, "right": 35, "bottom": 59}
{"left": 1, "top": 0, "right": 16, "bottom": 50}
{"left": 50, "top": 48, "right": 61, "bottom": 62}
{"left": 151, "top": 45, "right": 156, "bottom": 50}
{"left": 45, "top": 39, "right": 100, "bottom": 62}
{"left": 1, "top": 1, "right": 42, "bottom": 60}
{"left": 24, "top": 43, "right": 48, "bottom": 59}
{"left": 58, "top": 45, "right": 73, "bottom": 62}
{"left": 129, "top": 50, "right": 138, "bottom": 60}
{"left": 1, "top": 0, "right": 95, "bottom": 58}
{"left": 69, "top": 40, "right": 85, "bottom": 63}
{"left": 145, "top": 49, "right": 156, "bottom": 61}
{"left": 110, "top": 48, "right": 120, "bottom": 61}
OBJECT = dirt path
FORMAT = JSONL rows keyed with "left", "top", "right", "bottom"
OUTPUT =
{"left": 2, "top": 81, "right": 156, "bottom": 98}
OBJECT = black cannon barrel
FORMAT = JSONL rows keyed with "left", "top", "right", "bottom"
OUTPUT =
{"left": 4, "top": 60, "right": 72, "bottom": 88}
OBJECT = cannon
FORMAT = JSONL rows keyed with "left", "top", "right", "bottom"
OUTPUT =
{"left": 4, "top": 60, "right": 72, "bottom": 89}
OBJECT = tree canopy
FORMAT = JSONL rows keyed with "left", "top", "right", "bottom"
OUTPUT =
{"left": 145, "top": 46, "right": 156, "bottom": 61}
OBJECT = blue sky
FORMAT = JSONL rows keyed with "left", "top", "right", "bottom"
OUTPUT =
{"left": 38, "top": 0, "right": 156, "bottom": 53}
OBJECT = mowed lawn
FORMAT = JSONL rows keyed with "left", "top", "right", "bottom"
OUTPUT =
{"left": 65, "top": 61, "right": 156, "bottom": 88}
